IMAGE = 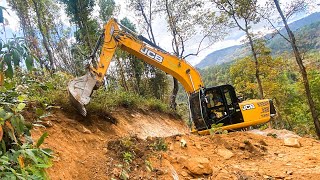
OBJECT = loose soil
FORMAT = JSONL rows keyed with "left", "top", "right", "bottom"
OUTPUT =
{"left": 31, "top": 108, "right": 320, "bottom": 180}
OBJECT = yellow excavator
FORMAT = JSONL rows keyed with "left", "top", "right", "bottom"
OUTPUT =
{"left": 68, "top": 18, "right": 276, "bottom": 135}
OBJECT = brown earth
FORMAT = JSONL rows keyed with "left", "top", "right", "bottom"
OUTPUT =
{"left": 31, "top": 109, "right": 320, "bottom": 180}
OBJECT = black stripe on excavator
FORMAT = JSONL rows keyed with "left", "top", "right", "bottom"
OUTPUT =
{"left": 138, "top": 35, "right": 167, "bottom": 53}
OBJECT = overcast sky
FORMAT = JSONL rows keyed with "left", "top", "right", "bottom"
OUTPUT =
{"left": 1, "top": 0, "right": 320, "bottom": 65}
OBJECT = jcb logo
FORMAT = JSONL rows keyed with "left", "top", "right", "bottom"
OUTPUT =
{"left": 243, "top": 104, "right": 255, "bottom": 111}
{"left": 140, "top": 47, "right": 164, "bottom": 63}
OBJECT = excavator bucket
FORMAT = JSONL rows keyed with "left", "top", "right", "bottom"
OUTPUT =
{"left": 68, "top": 72, "right": 97, "bottom": 116}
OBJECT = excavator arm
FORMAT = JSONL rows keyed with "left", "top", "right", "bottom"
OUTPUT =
{"left": 68, "top": 18, "right": 204, "bottom": 116}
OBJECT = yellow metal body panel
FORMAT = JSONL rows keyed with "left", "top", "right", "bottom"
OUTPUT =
{"left": 94, "top": 19, "right": 119, "bottom": 82}
{"left": 194, "top": 99, "right": 272, "bottom": 135}
{"left": 92, "top": 19, "right": 204, "bottom": 93}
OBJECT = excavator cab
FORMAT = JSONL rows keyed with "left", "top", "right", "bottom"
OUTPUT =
{"left": 190, "top": 85, "right": 276, "bottom": 134}
{"left": 190, "top": 85, "right": 242, "bottom": 131}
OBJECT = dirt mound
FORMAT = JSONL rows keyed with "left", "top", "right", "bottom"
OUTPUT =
{"left": 31, "top": 108, "right": 188, "bottom": 179}
{"left": 31, "top": 109, "right": 320, "bottom": 180}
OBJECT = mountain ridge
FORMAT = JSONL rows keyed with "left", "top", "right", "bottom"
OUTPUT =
{"left": 196, "top": 12, "right": 320, "bottom": 69}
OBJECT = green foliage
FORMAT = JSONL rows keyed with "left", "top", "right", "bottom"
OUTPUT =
{"left": 59, "top": 0, "right": 95, "bottom": 23}
{"left": 120, "top": 18, "right": 136, "bottom": 32}
{"left": 122, "top": 151, "right": 134, "bottom": 164}
{"left": 150, "top": 138, "right": 168, "bottom": 151}
{"left": 121, "top": 137, "right": 133, "bottom": 149}
{"left": 88, "top": 88, "right": 176, "bottom": 115}
{"left": 0, "top": 37, "right": 35, "bottom": 79}
{"left": 209, "top": 123, "right": 228, "bottom": 135}
{"left": 0, "top": 76, "right": 52, "bottom": 179}
{"left": 59, "top": 0, "right": 100, "bottom": 75}
{"left": 99, "top": 0, "right": 116, "bottom": 22}
{"left": 145, "top": 160, "right": 153, "bottom": 172}
{"left": 267, "top": 133, "right": 278, "bottom": 138}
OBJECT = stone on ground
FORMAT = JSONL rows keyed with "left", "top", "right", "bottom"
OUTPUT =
{"left": 284, "top": 138, "right": 301, "bottom": 148}
{"left": 185, "top": 157, "right": 213, "bottom": 175}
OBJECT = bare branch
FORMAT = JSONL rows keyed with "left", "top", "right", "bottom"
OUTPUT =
{"left": 183, "top": 34, "right": 210, "bottom": 59}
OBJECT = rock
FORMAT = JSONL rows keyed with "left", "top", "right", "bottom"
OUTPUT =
{"left": 82, "top": 126, "right": 92, "bottom": 134}
{"left": 41, "top": 121, "right": 53, "bottom": 127}
{"left": 263, "top": 175, "right": 272, "bottom": 179}
{"left": 259, "top": 140, "right": 268, "bottom": 146}
{"left": 177, "top": 156, "right": 188, "bottom": 164}
{"left": 215, "top": 171, "right": 236, "bottom": 179}
{"left": 180, "top": 171, "right": 189, "bottom": 177}
{"left": 146, "top": 136, "right": 153, "bottom": 141}
{"left": 223, "top": 143, "right": 232, "bottom": 150}
{"left": 111, "top": 168, "right": 121, "bottom": 176}
{"left": 278, "top": 154, "right": 285, "bottom": 158}
{"left": 185, "top": 157, "right": 212, "bottom": 175}
{"left": 217, "top": 148, "right": 234, "bottom": 160}
{"left": 195, "top": 143, "right": 202, "bottom": 150}
{"left": 286, "top": 170, "right": 293, "bottom": 175}
{"left": 175, "top": 136, "right": 181, "bottom": 141}
{"left": 284, "top": 138, "right": 301, "bottom": 148}
{"left": 275, "top": 174, "right": 286, "bottom": 179}
{"left": 180, "top": 139, "right": 187, "bottom": 148}
{"left": 155, "top": 168, "right": 165, "bottom": 175}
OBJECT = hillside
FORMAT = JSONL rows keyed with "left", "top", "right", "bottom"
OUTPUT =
{"left": 31, "top": 108, "right": 320, "bottom": 179}
{"left": 196, "top": 12, "right": 320, "bottom": 69}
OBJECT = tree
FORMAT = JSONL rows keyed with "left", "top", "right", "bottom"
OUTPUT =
{"left": 7, "top": 0, "right": 49, "bottom": 70}
{"left": 59, "top": 0, "right": 98, "bottom": 52}
{"left": 213, "top": 0, "right": 264, "bottom": 99}
{"left": 273, "top": 0, "right": 320, "bottom": 138}
{"left": 99, "top": 0, "right": 116, "bottom": 23}
{"left": 31, "top": 0, "right": 55, "bottom": 72}
{"left": 129, "top": 0, "right": 169, "bottom": 100}
{"left": 160, "top": 0, "right": 223, "bottom": 109}
{"left": 229, "top": 39, "right": 297, "bottom": 129}
{"left": 8, "top": 0, "right": 74, "bottom": 73}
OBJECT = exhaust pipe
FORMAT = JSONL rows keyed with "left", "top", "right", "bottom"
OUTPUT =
{"left": 68, "top": 72, "right": 97, "bottom": 116}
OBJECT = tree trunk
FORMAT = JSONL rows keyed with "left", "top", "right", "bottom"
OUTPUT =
{"left": 32, "top": 0, "right": 55, "bottom": 72}
{"left": 170, "top": 77, "right": 179, "bottom": 110}
{"left": 116, "top": 56, "right": 129, "bottom": 91}
{"left": 274, "top": 0, "right": 320, "bottom": 138}
{"left": 246, "top": 31, "right": 264, "bottom": 99}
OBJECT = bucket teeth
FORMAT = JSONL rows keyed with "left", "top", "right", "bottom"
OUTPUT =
{"left": 68, "top": 90, "right": 87, "bottom": 116}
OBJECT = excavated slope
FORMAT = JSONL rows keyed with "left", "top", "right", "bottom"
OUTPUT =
{"left": 31, "top": 109, "right": 320, "bottom": 180}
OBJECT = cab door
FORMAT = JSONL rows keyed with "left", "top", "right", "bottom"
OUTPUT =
{"left": 203, "top": 85, "right": 243, "bottom": 127}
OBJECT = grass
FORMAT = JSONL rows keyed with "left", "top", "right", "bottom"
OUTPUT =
{"left": 15, "top": 71, "right": 183, "bottom": 118}
{"left": 86, "top": 88, "right": 180, "bottom": 117}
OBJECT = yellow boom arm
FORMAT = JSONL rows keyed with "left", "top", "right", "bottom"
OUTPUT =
{"left": 93, "top": 19, "right": 204, "bottom": 93}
